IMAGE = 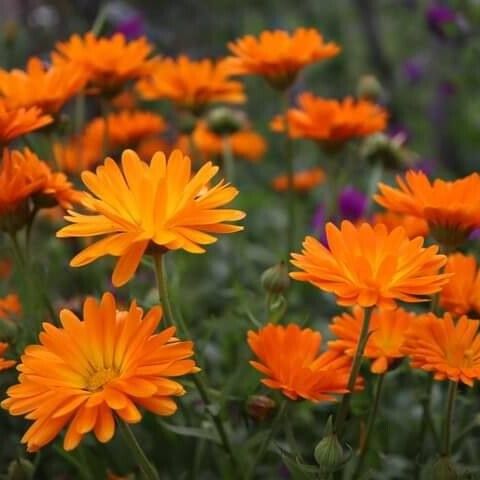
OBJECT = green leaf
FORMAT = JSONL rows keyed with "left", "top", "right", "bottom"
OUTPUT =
{"left": 158, "top": 420, "right": 221, "bottom": 444}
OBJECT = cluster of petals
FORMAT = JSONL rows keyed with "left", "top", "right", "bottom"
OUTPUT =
{"left": 329, "top": 306, "right": 415, "bottom": 373}
{"left": 1, "top": 292, "right": 198, "bottom": 452}
{"left": 372, "top": 211, "right": 429, "bottom": 239}
{"left": 0, "top": 342, "right": 15, "bottom": 372}
{"left": 290, "top": 221, "right": 450, "bottom": 308}
{"left": 0, "top": 293, "right": 21, "bottom": 320}
{"left": 403, "top": 313, "right": 480, "bottom": 385}
{"left": 247, "top": 323, "right": 361, "bottom": 402}
{"left": 57, "top": 149, "right": 245, "bottom": 286}
{"left": 272, "top": 167, "right": 325, "bottom": 192}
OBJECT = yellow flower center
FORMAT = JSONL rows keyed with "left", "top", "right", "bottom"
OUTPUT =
{"left": 86, "top": 367, "right": 118, "bottom": 391}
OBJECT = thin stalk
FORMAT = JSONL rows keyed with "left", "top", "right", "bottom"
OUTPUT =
{"left": 334, "top": 306, "right": 373, "bottom": 436}
{"left": 353, "top": 373, "right": 385, "bottom": 477}
{"left": 221, "top": 135, "right": 235, "bottom": 184}
{"left": 100, "top": 97, "right": 110, "bottom": 158}
{"left": 119, "top": 421, "right": 160, "bottom": 480}
{"left": 365, "top": 162, "right": 383, "bottom": 214}
{"left": 245, "top": 399, "right": 288, "bottom": 480}
{"left": 441, "top": 381, "right": 458, "bottom": 457}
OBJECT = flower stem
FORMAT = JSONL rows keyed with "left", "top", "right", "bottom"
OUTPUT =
{"left": 353, "top": 373, "right": 385, "bottom": 477}
{"left": 221, "top": 135, "right": 235, "bottom": 184}
{"left": 441, "top": 381, "right": 458, "bottom": 457}
{"left": 119, "top": 421, "right": 160, "bottom": 480}
{"left": 334, "top": 306, "right": 373, "bottom": 436}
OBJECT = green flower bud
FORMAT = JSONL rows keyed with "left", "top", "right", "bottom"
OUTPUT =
{"left": 7, "top": 458, "right": 34, "bottom": 480}
{"left": 246, "top": 395, "right": 276, "bottom": 422}
{"left": 357, "top": 75, "right": 383, "bottom": 103}
{"left": 314, "top": 433, "right": 344, "bottom": 473}
{"left": 206, "top": 107, "right": 246, "bottom": 136}
{"left": 260, "top": 261, "right": 290, "bottom": 295}
{"left": 177, "top": 111, "right": 198, "bottom": 135}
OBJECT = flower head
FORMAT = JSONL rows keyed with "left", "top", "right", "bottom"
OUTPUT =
{"left": 57, "top": 149, "right": 245, "bottom": 286}
{"left": 0, "top": 293, "right": 21, "bottom": 321}
{"left": 338, "top": 186, "right": 367, "bottom": 222}
{"left": 247, "top": 323, "right": 361, "bottom": 402}
{"left": 403, "top": 313, "right": 480, "bottom": 385}
{"left": 290, "top": 221, "right": 450, "bottom": 308}
{"left": 138, "top": 56, "right": 245, "bottom": 112}
{"left": 0, "top": 342, "right": 15, "bottom": 372}
{"left": 329, "top": 306, "right": 414, "bottom": 373}
{"left": 372, "top": 211, "right": 429, "bottom": 239}
{"left": 1, "top": 292, "right": 198, "bottom": 451}
{"left": 272, "top": 167, "right": 325, "bottom": 192}
{"left": 227, "top": 28, "right": 340, "bottom": 89}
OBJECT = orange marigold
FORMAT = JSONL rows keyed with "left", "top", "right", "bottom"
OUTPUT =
{"left": 290, "top": 221, "right": 450, "bottom": 308}
{"left": 54, "top": 139, "right": 101, "bottom": 175}
{"left": 138, "top": 56, "right": 245, "bottom": 112}
{"left": 403, "top": 313, "right": 480, "bottom": 385}
{"left": 57, "top": 149, "right": 245, "bottom": 286}
{"left": 272, "top": 167, "right": 325, "bottom": 192}
{"left": 372, "top": 211, "right": 429, "bottom": 239}
{"left": 329, "top": 307, "right": 414, "bottom": 374}
{"left": 0, "top": 342, "right": 15, "bottom": 372}
{"left": 2, "top": 292, "right": 198, "bottom": 451}
{"left": 440, "top": 253, "right": 480, "bottom": 316}
{"left": 271, "top": 93, "right": 387, "bottom": 147}
{"left": 247, "top": 323, "right": 361, "bottom": 402}
{"left": 0, "top": 293, "right": 21, "bottom": 320}
{"left": 227, "top": 28, "right": 340, "bottom": 89}
{"left": 375, "top": 170, "right": 480, "bottom": 246}
{"left": 0, "top": 57, "right": 86, "bottom": 115}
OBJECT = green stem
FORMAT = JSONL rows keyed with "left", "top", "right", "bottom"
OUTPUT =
{"left": 245, "top": 399, "right": 288, "bottom": 480}
{"left": 221, "top": 135, "right": 235, "bottom": 184}
{"left": 441, "top": 381, "right": 458, "bottom": 457}
{"left": 119, "top": 421, "right": 160, "bottom": 480}
{"left": 334, "top": 306, "right": 373, "bottom": 436}
{"left": 365, "top": 162, "right": 383, "bottom": 214}
{"left": 353, "top": 373, "right": 385, "bottom": 477}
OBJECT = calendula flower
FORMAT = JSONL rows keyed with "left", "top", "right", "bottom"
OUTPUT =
{"left": 403, "top": 313, "right": 480, "bottom": 385}
{"left": 0, "top": 293, "right": 21, "bottom": 320}
{"left": 0, "top": 57, "right": 86, "bottom": 115}
{"left": 57, "top": 149, "right": 245, "bottom": 286}
{"left": 53, "top": 32, "right": 156, "bottom": 94}
{"left": 138, "top": 56, "right": 245, "bottom": 112}
{"left": 0, "top": 100, "right": 52, "bottom": 145}
{"left": 226, "top": 28, "right": 340, "bottom": 89}
{"left": 0, "top": 258, "right": 12, "bottom": 279}
{"left": 375, "top": 170, "right": 480, "bottom": 246}
{"left": 271, "top": 93, "right": 387, "bottom": 148}
{"left": 272, "top": 167, "right": 326, "bottom": 192}
{"left": 0, "top": 342, "right": 15, "bottom": 372}
{"left": 247, "top": 323, "right": 361, "bottom": 402}
{"left": 372, "top": 211, "right": 429, "bottom": 239}
{"left": 329, "top": 307, "right": 414, "bottom": 374}
{"left": 290, "top": 221, "right": 450, "bottom": 308}
{"left": 54, "top": 139, "right": 101, "bottom": 175}
{"left": 1, "top": 292, "right": 198, "bottom": 452}
{"left": 440, "top": 253, "right": 480, "bottom": 316}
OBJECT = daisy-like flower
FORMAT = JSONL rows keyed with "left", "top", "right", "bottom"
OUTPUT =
{"left": 372, "top": 211, "right": 429, "bottom": 239}
{"left": 0, "top": 100, "right": 52, "bottom": 145}
{"left": 53, "top": 32, "right": 156, "bottom": 94}
{"left": 403, "top": 313, "right": 480, "bottom": 385}
{"left": 375, "top": 170, "right": 480, "bottom": 247}
{"left": 0, "top": 342, "right": 15, "bottom": 372}
{"left": 440, "top": 253, "right": 480, "bottom": 316}
{"left": 138, "top": 56, "right": 245, "bottom": 112}
{"left": 329, "top": 306, "right": 414, "bottom": 374}
{"left": 272, "top": 167, "right": 325, "bottom": 192}
{"left": 271, "top": 93, "right": 387, "bottom": 149}
{"left": 247, "top": 323, "right": 361, "bottom": 402}
{"left": 1, "top": 292, "right": 198, "bottom": 452}
{"left": 226, "top": 28, "right": 340, "bottom": 90}
{"left": 290, "top": 221, "right": 450, "bottom": 308}
{"left": 0, "top": 293, "right": 21, "bottom": 320}
{"left": 57, "top": 149, "right": 245, "bottom": 287}
{"left": 0, "top": 57, "right": 86, "bottom": 115}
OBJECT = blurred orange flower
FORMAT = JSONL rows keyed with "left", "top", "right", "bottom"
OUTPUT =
{"left": 0, "top": 258, "right": 12, "bottom": 279}
{"left": 329, "top": 306, "right": 414, "bottom": 374}
{"left": 54, "top": 139, "right": 101, "bottom": 175}
{"left": 0, "top": 293, "right": 21, "bottom": 320}
{"left": 271, "top": 93, "right": 387, "bottom": 147}
{"left": 2, "top": 292, "right": 198, "bottom": 451}
{"left": 0, "top": 57, "right": 86, "bottom": 115}
{"left": 247, "top": 323, "right": 361, "bottom": 402}
{"left": 138, "top": 56, "right": 245, "bottom": 112}
{"left": 372, "top": 211, "right": 429, "bottom": 239}
{"left": 0, "top": 342, "right": 15, "bottom": 372}
{"left": 272, "top": 167, "right": 325, "bottom": 192}
{"left": 290, "top": 221, "right": 450, "bottom": 308}
{"left": 403, "top": 313, "right": 480, "bottom": 385}
{"left": 440, "top": 253, "right": 480, "bottom": 316}
{"left": 227, "top": 28, "right": 340, "bottom": 89}
{"left": 57, "top": 149, "right": 245, "bottom": 286}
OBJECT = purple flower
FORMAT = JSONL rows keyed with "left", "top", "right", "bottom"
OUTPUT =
{"left": 339, "top": 186, "right": 368, "bottom": 222}
{"left": 115, "top": 13, "right": 145, "bottom": 39}
{"left": 402, "top": 57, "right": 425, "bottom": 84}
{"left": 470, "top": 228, "right": 480, "bottom": 241}
{"left": 311, "top": 204, "right": 326, "bottom": 233}
{"left": 426, "top": 3, "right": 457, "bottom": 38}
{"left": 414, "top": 158, "right": 438, "bottom": 176}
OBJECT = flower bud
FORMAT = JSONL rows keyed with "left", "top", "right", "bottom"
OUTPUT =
{"left": 246, "top": 395, "right": 276, "bottom": 422}
{"left": 177, "top": 111, "right": 198, "bottom": 135}
{"left": 206, "top": 107, "right": 246, "bottom": 136}
{"left": 261, "top": 262, "right": 290, "bottom": 295}
{"left": 314, "top": 433, "right": 344, "bottom": 473}
{"left": 3, "top": 21, "right": 18, "bottom": 46}
{"left": 7, "top": 458, "right": 34, "bottom": 480}
{"left": 357, "top": 75, "right": 383, "bottom": 103}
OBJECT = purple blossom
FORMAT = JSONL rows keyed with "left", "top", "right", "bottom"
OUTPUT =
{"left": 426, "top": 3, "right": 457, "bottom": 38}
{"left": 414, "top": 158, "right": 438, "bottom": 176}
{"left": 338, "top": 186, "right": 368, "bottom": 222}
{"left": 402, "top": 57, "right": 425, "bottom": 84}
{"left": 311, "top": 204, "right": 326, "bottom": 233}
{"left": 115, "top": 13, "right": 145, "bottom": 39}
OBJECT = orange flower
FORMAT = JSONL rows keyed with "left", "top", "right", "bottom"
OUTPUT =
{"left": 271, "top": 93, "right": 387, "bottom": 147}
{"left": 0, "top": 57, "right": 86, "bottom": 115}
{"left": 375, "top": 170, "right": 480, "bottom": 245}
{"left": 329, "top": 307, "right": 414, "bottom": 373}
{"left": 372, "top": 211, "right": 429, "bottom": 239}
{"left": 403, "top": 313, "right": 480, "bottom": 385}
{"left": 54, "top": 139, "right": 101, "bottom": 175}
{"left": 137, "top": 137, "right": 173, "bottom": 161}
{"left": 247, "top": 323, "right": 361, "bottom": 402}
{"left": 138, "top": 56, "right": 245, "bottom": 111}
{"left": 0, "top": 342, "right": 15, "bottom": 372}
{"left": 0, "top": 258, "right": 12, "bottom": 279}
{"left": 0, "top": 100, "right": 52, "bottom": 145}
{"left": 2, "top": 292, "right": 197, "bottom": 452}
{"left": 440, "top": 253, "right": 480, "bottom": 316}
{"left": 272, "top": 167, "right": 325, "bottom": 192}
{"left": 57, "top": 149, "right": 245, "bottom": 286}
{"left": 227, "top": 28, "right": 340, "bottom": 89}
{"left": 0, "top": 293, "right": 21, "bottom": 320}
{"left": 53, "top": 33, "right": 156, "bottom": 93}
{"left": 290, "top": 221, "right": 450, "bottom": 308}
